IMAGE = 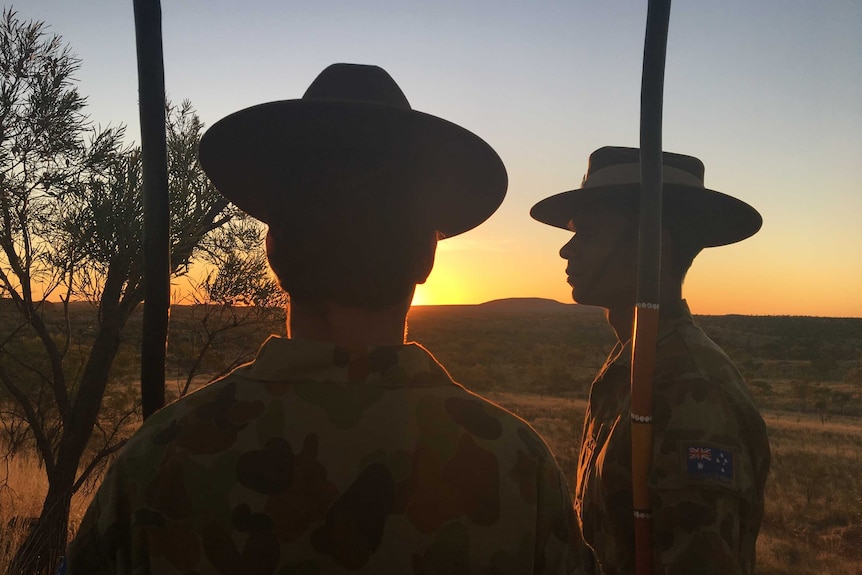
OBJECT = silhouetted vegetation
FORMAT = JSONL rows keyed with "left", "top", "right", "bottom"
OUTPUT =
{"left": 0, "top": 9, "right": 282, "bottom": 572}
{"left": 408, "top": 305, "right": 862, "bottom": 419}
{"left": 409, "top": 304, "right": 613, "bottom": 396}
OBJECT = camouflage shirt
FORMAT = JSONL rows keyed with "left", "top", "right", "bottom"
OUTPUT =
{"left": 575, "top": 301, "right": 770, "bottom": 575}
{"left": 68, "top": 337, "right": 586, "bottom": 575}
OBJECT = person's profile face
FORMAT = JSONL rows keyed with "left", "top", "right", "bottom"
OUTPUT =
{"left": 558, "top": 208, "right": 638, "bottom": 308}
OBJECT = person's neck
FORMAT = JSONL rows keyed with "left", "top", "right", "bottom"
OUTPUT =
{"left": 605, "top": 284, "right": 684, "bottom": 344}
{"left": 288, "top": 298, "right": 411, "bottom": 347}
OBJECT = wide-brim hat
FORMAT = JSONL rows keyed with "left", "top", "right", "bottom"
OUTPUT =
{"left": 198, "top": 63, "right": 507, "bottom": 238}
{"left": 530, "top": 146, "right": 762, "bottom": 247}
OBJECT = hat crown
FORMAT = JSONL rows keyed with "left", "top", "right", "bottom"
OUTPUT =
{"left": 585, "top": 146, "right": 705, "bottom": 186}
{"left": 302, "top": 63, "right": 411, "bottom": 109}
{"left": 198, "top": 63, "right": 507, "bottom": 239}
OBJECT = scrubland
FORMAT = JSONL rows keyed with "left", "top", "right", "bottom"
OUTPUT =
{"left": 2, "top": 301, "right": 861, "bottom": 574}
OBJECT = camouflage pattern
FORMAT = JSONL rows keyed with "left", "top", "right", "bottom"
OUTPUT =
{"left": 67, "top": 337, "right": 586, "bottom": 574}
{"left": 575, "top": 301, "right": 770, "bottom": 575}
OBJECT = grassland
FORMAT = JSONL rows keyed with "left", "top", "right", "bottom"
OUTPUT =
{"left": 477, "top": 393, "right": 862, "bottom": 575}
{"left": 409, "top": 302, "right": 862, "bottom": 575}
{"left": 2, "top": 299, "right": 861, "bottom": 574}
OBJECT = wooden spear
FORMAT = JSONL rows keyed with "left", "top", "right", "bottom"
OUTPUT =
{"left": 631, "top": 1, "right": 672, "bottom": 574}
{"left": 133, "top": 0, "right": 169, "bottom": 420}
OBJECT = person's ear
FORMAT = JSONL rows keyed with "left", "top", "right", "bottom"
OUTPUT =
{"left": 265, "top": 228, "right": 276, "bottom": 255}
{"left": 413, "top": 231, "right": 439, "bottom": 284}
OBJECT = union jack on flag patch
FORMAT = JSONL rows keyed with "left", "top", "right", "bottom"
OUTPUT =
{"left": 688, "top": 446, "right": 712, "bottom": 461}
{"left": 685, "top": 444, "right": 735, "bottom": 483}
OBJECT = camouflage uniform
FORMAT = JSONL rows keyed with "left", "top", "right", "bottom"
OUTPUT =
{"left": 68, "top": 337, "right": 586, "bottom": 574}
{"left": 575, "top": 301, "right": 770, "bottom": 575}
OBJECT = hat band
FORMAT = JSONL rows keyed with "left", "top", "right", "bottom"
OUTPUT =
{"left": 583, "top": 163, "right": 704, "bottom": 188}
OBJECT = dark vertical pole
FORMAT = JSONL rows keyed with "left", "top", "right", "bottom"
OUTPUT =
{"left": 133, "top": 0, "right": 169, "bottom": 419}
{"left": 631, "top": 1, "right": 671, "bottom": 574}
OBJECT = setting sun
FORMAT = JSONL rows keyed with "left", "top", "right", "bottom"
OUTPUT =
{"left": 410, "top": 287, "right": 431, "bottom": 307}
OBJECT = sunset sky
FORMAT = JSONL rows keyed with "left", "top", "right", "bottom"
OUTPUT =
{"left": 19, "top": 1, "right": 862, "bottom": 317}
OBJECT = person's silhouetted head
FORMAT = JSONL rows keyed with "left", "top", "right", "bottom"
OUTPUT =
{"left": 199, "top": 63, "right": 508, "bottom": 313}
{"left": 532, "top": 146, "right": 762, "bottom": 308}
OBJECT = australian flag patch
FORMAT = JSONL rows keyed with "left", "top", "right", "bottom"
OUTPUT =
{"left": 685, "top": 444, "right": 735, "bottom": 483}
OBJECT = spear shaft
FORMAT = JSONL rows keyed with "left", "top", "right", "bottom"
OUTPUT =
{"left": 133, "top": 0, "right": 169, "bottom": 420}
{"left": 631, "top": 1, "right": 672, "bottom": 574}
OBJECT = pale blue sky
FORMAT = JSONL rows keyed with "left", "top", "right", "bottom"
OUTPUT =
{"left": 16, "top": 1, "right": 862, "bottom": 316}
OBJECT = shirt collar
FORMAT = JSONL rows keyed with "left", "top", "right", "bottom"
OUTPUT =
{"left": 606, "top": 300, "right": 695, "bottom": 370}
{"left": 245, "top": 336, "right": 454, "bottom": 387}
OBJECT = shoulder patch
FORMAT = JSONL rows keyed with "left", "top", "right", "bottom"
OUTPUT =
{"left": 684, "top": 443, "right": 735, "bottom": 485}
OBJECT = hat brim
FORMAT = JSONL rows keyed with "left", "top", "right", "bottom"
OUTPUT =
{"left": 198, "top": 100, "right": 507, "bottom": 238}
{"left": 530, "top": 184, "right": 762, "bottom": 247}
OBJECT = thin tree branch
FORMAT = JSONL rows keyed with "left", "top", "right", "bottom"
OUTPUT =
{"left": 0, "top": 361, "right": 56, "bottom": 475}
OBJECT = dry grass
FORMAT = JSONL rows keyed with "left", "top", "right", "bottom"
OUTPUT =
{"left": 0, "top": 454, "right": 49, "bottom": 569}
{"left": 0, "top": 453, "right": 94, "bottom": 572}
{"left": 755, "top": 411, "right": 862, "bottom": 575}
{"left": 485, "top": 392, "right": 862, "bottom": 575}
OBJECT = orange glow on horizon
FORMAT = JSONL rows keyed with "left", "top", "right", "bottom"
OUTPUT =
{"left": 28, "top": 243, "right": 860, "bottom": 318}
{"left": 412, "top": 275, "right": 469, "bottom": 307}
{"left": 410, "top": 288, "right": 430, "bottom": 307}
{"left": 408, "top": 251, "right": 862, "bottom": 318}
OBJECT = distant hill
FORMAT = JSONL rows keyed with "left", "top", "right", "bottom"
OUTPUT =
{"left": 1, "top": 297, "right": 602, "bottom": 317}
{"left": 476, "top": 297, "right": 603, "bottom": 315}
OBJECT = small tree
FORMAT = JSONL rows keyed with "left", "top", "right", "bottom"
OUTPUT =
{"left": 169, "top": 218, "right": 287, "bottom": 398}
{"left": 0, "top": 11, "right": 254, "bottom": 573}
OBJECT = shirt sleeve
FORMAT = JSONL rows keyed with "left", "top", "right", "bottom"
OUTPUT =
{"left": 65, "top": 465, "right": 123, "bottom": 575}
{"left": 648, "top": 373, "right": 761, "bottom": 575}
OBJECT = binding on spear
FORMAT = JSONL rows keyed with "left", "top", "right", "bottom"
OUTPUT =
{"left": 133, "top": 0, "right": 170, "bottom": 420}
{"left": 631, "top": 1, "right": 672, "bottom": 574}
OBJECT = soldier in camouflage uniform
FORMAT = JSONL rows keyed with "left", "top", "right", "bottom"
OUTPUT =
{"left": 530, "top": 146, "right": 770, "bottom": 575}
{"left": 66, "top": 64, "right": 586, "bottom": 574}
